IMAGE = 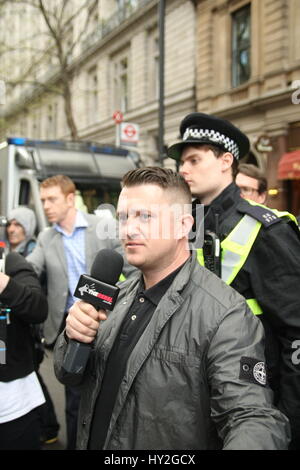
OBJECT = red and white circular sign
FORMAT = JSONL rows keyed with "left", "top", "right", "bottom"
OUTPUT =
{"left": 112, "top": 110, "right": 123, "bottom": 124}
{"left": 120, "top": 122, "right": 139, "bottom": 145}
{"left": 123, "top": 124, "right": 136, "bottom": 138}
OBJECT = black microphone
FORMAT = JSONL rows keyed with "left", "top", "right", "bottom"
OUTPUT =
{"left": 62, "top": 249, "right": 124, "bottom": 375}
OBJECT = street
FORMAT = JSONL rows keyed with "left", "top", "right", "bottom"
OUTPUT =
{"left": 39, "top": 349, "right": 67, "bottom": 450}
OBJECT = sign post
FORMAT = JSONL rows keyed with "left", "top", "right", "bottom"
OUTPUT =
{"left": 112, "top": 110, "right": 123, "bottom": 146}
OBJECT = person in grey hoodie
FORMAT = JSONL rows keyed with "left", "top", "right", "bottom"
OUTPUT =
{"left": 6, "top": 206, "right": 37, "bottom": 257}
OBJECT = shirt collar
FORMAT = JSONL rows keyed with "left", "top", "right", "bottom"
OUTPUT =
{"left": 137, "top": 261, "right": 188, "bottom": 306}
{"left": 54, "top": 210, "right": 88, "bottom": 236}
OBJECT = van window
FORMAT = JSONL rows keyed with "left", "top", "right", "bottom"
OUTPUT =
{"left": 18, "top": 179, "right": 35, "bottom": 213}
{"left": 19, "top": 179, "right": 30, "bottom": 205}
{"left": 76, "top": 184, "right": 120, "bottom": 213}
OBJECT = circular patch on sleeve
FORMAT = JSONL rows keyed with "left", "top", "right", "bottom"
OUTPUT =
{"left": 253, "top": 361, "right": 266, "bottom": 385}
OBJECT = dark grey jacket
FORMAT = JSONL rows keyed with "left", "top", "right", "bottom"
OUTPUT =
{"left": 54, "top": 252, "right": 290, "bottom": 450}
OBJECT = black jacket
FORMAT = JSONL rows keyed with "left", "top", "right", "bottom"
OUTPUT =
{"left": 197, "top": 182, "right": 300, "bottom": 449}
{"left": 0, "top": 252, "right": 48, "bottom": 382}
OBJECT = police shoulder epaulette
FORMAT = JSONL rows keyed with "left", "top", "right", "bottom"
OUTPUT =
{"left": 237, "top": 201, "right": 281, "bottom": 227}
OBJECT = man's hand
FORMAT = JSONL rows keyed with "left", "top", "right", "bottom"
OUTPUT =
{"left": 0, "top": 272, "right": 10, "bottom": 294}
{"left": 65, "top": 300, "right": 107, "bottom": 343}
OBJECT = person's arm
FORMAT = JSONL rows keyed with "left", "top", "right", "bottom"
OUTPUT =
{"left": 249, "top": 222, "right": 300, "bottom": 448}
{"left": 0, "top": 252, "right": 48, "bottom": 324}
{"left": 0, "top": 272, "right": 9, "bottom": 293}
{"left": 207, "top": 297, "right": 290, "bottom": 450}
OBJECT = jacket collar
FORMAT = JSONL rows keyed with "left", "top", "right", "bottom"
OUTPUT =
{"left": 194, "top": 182, "right": 240, "bottom": 213}
{"left": 193, "top": 183, "right": 242, "bottom": 234}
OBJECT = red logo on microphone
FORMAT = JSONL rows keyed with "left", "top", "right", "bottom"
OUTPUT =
{"left": 97, "top": 292, "right": 113, "bottom": 304}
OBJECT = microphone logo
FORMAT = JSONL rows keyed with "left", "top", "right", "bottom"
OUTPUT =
{"left": 78, "top": 283, "right": 92, "bottom": 297}
{"left": 78, "top": 281, "right": 113, "bottom": 305}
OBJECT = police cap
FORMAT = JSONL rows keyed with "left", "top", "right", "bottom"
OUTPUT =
{"left": 167, "top": 112, "right": 250, "bottom": 161}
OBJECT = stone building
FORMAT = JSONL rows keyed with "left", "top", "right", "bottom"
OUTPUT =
{"left": 191, "top": 0, "right": 300, "bottom": 213}
{"left": 0, "top": 0, "right": 196, "bottom": 166}
{"left": 1, "top": 0, "right": 300, "bottom": 212}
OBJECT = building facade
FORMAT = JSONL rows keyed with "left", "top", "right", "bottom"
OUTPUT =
{"left": 193, "top": 0, "right": 300, "bottom": 213}
{"left": 0, "top": 0, "right": 196, "bottom": 166}
{"left": 1, "top": 0, "right": 300, "bottom": 212}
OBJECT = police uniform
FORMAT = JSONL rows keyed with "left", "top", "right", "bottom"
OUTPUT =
{"left": 168, "top": 112, "right": 300, "bottom": 449}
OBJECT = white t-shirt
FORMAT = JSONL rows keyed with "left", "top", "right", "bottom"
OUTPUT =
{"left": 0, "top": 371, "right": 45, "bottom": 423}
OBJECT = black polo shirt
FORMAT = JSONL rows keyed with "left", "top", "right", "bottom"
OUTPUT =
{"left": 88, "top": 263, "right": 185, "bottom": 450}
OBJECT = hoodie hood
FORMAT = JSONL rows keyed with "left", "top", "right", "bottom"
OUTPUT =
{"left": 7, "top": 206, "right": 37, "bottom": 241}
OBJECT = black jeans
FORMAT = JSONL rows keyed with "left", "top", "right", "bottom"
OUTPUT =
{"left": 0, "top": 407, "right": 41, "bottom": 450}
{"left": 65, "top": 384, "right": 81, "bottom": 450}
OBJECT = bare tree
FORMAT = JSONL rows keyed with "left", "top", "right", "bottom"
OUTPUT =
{"left": 1, "top": 0, "right": 99, "bottom": 139}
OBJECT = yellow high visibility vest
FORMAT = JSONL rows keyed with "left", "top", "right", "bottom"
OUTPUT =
{"left": 197, "top": 203, "right": 298, "bottom": 316}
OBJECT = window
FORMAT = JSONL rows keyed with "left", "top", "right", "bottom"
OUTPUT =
{"left": 231, "top": 4, "right": 251, "bottom": 87}
{"left": 32, "top": 111, "right": 41, "bottom": 138}
{"left": 90, "top": 1, "right": 99, "bottom": 29}
{"left": 86, "top": 66, "right": 99, "bottom": 124}
{"left": 45, "top": 103, "right": 57, "bottom": 139}
{"left": 113, "top": 54, "right": 129, "bottom": 113}
{"left": 116, "top": 0, "right": 138, "bottom": 10}
{"left": 147, "top": 29, "right": 159, "bottom": 101}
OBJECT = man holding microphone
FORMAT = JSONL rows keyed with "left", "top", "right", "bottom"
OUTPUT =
{"left": 54, "top": 167, "right": 290, "bottom": 450}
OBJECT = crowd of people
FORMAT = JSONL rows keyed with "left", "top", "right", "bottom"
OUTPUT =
{"left": 0, "top": 112, "right": 299, "bottom": 451}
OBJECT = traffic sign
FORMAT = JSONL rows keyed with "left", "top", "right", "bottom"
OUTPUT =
{"left": 113, "top": 110, "right": 123, "bottom": 124}
{"left": 120, "top": 122, "right": 139, "bottom": 146}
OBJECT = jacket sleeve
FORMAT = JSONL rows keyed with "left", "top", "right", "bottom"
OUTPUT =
{"left": 53, "top": 331, "right": 85, "bottom": 387}
{"left": 26, "top": 230, "right": 47, "bottom": 278}
{"left": 0, "top": 252, "right": 48, "bottom": 324}
{"left": 248, "top": 221, "right": 300, "bottom": 448}
{"left": 207, "top": 297, "right": 290, "bottom": 450}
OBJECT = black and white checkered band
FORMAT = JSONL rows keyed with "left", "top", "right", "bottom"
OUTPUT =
{"left": 183, "top": 127, "right": 240, "bottom": 159}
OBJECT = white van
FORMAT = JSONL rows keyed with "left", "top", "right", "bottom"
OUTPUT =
{"left": 0, "top": 137, "right": 141, "bottom": 232}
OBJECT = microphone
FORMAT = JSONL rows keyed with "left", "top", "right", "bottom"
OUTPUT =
{"left": 62, "top": 249, "right": 124, "bottom": 375}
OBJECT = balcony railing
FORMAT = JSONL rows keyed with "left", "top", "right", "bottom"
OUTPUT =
{"left": 81, "top": 0, "right": 153, "bottom": 53}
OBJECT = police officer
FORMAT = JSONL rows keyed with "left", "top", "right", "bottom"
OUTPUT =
{"left": 167, "top": 112, "right": 300, "bottom": 449}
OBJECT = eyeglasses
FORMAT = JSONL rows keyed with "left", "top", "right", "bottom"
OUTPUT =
{"left": 238, "top": 186, "right": 259, "bottom": 197}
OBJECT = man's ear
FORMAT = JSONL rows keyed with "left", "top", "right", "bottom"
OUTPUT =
{"left": 221, "top": 152, "right": 234, "bottom": 172}
{"left": 177, "top": 213, "right": 194, "bottom": 239}
{"left": 66, "top": 192, "right": 75, "bottom": 207}
{"left": 257, "top": 192, "right": 267, "bottom": 204}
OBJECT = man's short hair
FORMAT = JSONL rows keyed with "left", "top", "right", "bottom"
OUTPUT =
{"left": 40, "top": 174, "right": 76, "bottom": 196}
{"left": 122, "top": 166, "right": 192, "bottom": 204}
{"left": 237, "top": 163, "right": 267, "bottom": 194}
